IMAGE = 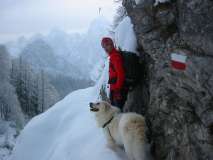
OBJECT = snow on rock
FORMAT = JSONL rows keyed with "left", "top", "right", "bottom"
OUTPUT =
{"left": 10, "top": 63, "right": 126, "bottom": 160}
{"left": 90, "top": 58, "right": 106, "bottom": 82}
{"left": 154, "top": 0, "right": 170, "bottom": 6}
{"left": 114, "top": 16, "right": 138, "bottom": 55}
{"left": 135, "top": 0, "right": 170, "bottom": 6}
{"left": 95, "top": 59, "right": 110, "bottom": 98}
{"left": 135, "top": 0, "right": 143, "bottom": 5}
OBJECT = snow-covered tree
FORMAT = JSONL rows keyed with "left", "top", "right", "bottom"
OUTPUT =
{"left": 0, "top": 45, "right": 10, "bottom": 80}
{"left": 37, "top": 70, "right": 60, "bottom": 113}
{"left": 11, "top": 57, "right": 60, "bottom": 117}
{"left": 0, "top": 45, "right": 24, "bottom": 128}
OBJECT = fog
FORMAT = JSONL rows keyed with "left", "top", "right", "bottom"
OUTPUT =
{"left": 0, "top": 0, "right": 118, "bottom": 43}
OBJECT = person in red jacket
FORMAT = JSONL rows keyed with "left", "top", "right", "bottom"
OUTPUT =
{"left": 101, "top": 37, "right": 128, "bottom": 110}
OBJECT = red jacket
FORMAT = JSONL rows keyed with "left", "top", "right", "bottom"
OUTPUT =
{"left": 108, "top": 48, "right": 125, "bottom": 91}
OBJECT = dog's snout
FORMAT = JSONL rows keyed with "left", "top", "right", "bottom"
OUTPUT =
{"left": 89, "top": 102, "right": 93, "bottom": 107}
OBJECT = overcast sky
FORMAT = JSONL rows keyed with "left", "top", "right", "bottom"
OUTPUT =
{"left": 0, "top": 0, "right": 118, "bottom": 43}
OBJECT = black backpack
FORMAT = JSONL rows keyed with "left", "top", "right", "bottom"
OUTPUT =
{"left": 119, "top": 50, "right": 141, "bottom": 88}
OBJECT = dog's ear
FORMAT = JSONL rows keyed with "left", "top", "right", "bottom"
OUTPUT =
{"left": 103, "top": 102, "right": 111, "bottom": 111}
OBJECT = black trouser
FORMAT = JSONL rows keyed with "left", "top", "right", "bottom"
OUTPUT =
{"left": 110, "top": 88, "right": 128, "bottom": 111}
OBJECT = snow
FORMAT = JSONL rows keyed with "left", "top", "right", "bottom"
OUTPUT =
{"left": 9, "top": 63, "right": 126, "bottom": 160}
{"left": 95, "top": 59, "right": 110, "bottom": 98}
{"left": 114, "top": 16, "right": 138, "bottom": 55}
{"left": 135, "top": 0, "right": 170, "bottom": 6}
{"left": 0, "top": 121, "right": 17, "bottom": 160}
{"left": 154, "top": 0, "right": 170, "bottom": 6}
{"left": 135, "top": 0, "right": 143, "bottom": 5}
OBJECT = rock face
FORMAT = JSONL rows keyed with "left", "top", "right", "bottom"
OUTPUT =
{"left": 122, "top": 0, "right": 213, "bottom": 159}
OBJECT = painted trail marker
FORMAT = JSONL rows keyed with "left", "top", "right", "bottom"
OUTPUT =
{"left": 171, "top": 53, "right": 187, "bottom": 70}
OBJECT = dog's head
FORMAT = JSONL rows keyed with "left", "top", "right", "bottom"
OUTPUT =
{"left": 89, "top": 101, "right": 120, "bottom": 127}
{"left": 89, "top": 101, "right": 121, "bottom": 116}
{"left": 89, "top": 101, "right": 111, "bottom": 113}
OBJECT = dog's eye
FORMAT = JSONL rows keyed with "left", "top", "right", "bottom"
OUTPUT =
{"left": 96, "top": 102, "right": 100, "bottom": 105}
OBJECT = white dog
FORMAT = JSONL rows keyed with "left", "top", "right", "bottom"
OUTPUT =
{"left": 90, "top": 101, "right": 147, "bottom": 160}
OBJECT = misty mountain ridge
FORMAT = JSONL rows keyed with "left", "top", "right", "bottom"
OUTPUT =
{"left": 20, "top": 38, "right": 84, "bottom": 79}
{"left": 6, "top": 16, "right": 111, "bottom": 81}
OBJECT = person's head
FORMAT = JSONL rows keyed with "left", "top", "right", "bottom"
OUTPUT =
{"left": 101, "top": 37, "right": 114, "bottom": 55}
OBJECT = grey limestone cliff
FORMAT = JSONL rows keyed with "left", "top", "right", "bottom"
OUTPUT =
{"left": 122, "top": 0, "right": 213, "bottom": 159}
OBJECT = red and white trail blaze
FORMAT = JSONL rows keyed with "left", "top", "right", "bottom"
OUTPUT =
{"left": 171, "top": 53, "right": 187, "bottom": 70}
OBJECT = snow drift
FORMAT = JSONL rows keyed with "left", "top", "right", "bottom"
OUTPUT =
{"left": 9, "top": 61, "right": 127, "bottom": 160}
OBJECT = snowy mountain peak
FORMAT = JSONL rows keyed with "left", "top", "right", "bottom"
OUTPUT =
{"left": 88, "top": 16, "right": 110, "bottom": 36}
